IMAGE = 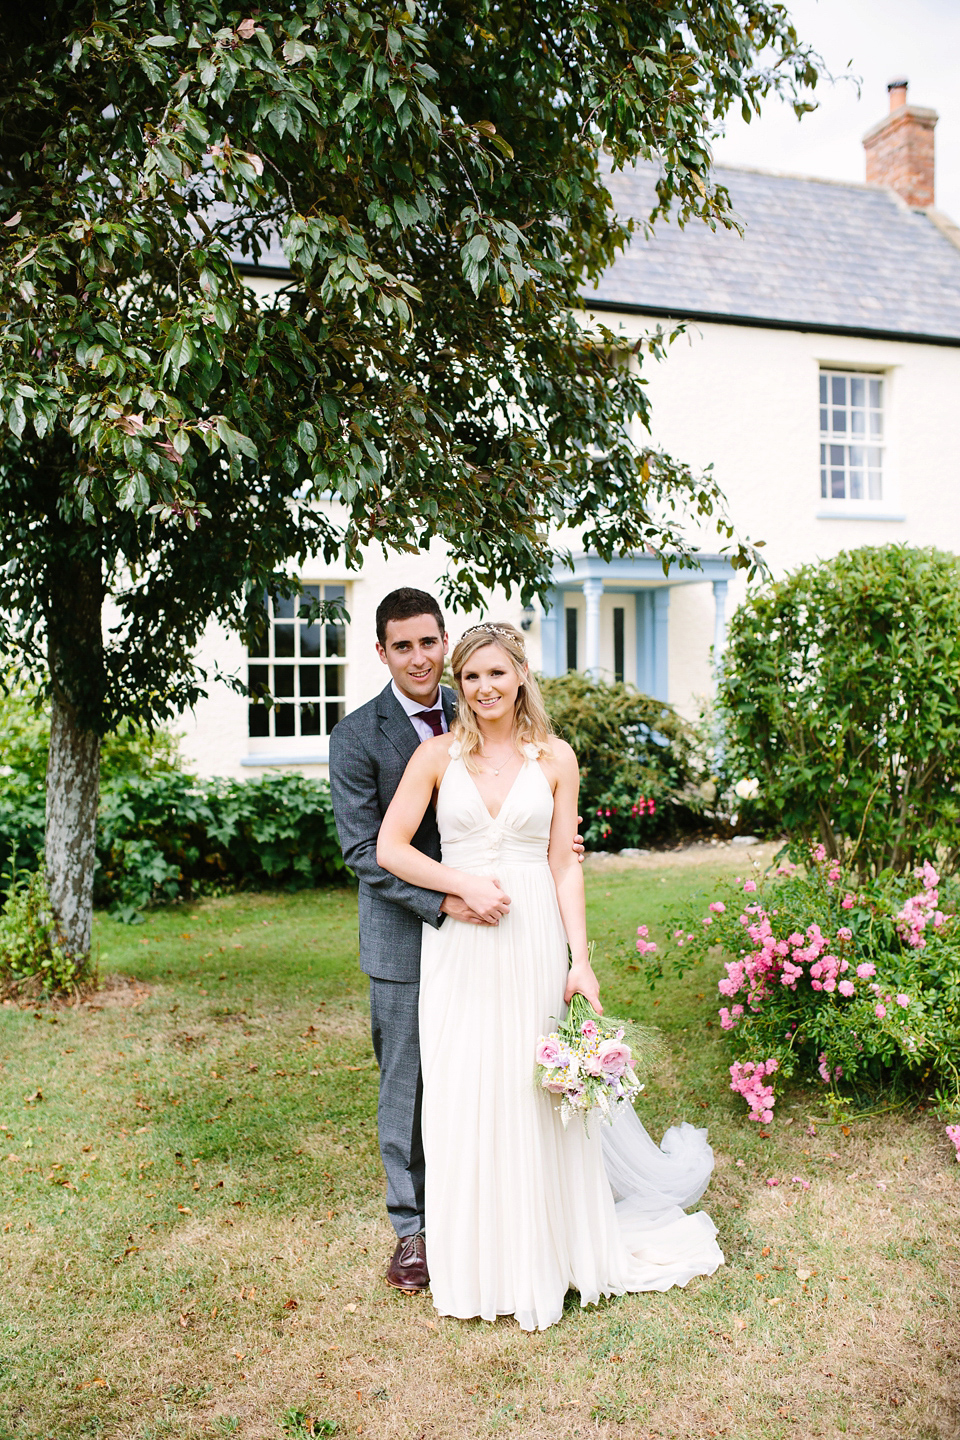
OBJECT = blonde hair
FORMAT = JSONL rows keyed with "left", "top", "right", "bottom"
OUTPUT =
{"left": 450, "top": 622, "right": 554, "bottom": 772}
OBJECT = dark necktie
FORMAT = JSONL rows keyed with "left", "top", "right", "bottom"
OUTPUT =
{"left": 414, "top": 708, "right": 445, "bottom": 737}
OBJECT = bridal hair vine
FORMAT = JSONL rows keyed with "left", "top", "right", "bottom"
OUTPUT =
{"left": 460, "top": 623, "right": 525, "bottom": 653}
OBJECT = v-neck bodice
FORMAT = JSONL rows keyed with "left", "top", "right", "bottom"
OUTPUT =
{"left": 436, "top": 747, "right": 553, "bottom": 871}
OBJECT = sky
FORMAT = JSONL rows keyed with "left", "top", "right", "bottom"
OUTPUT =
{"left": 709, "top": 0, "right": 960, "bottom": 223}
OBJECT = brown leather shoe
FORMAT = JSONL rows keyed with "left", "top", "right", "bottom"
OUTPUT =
{"left": 386, "top": 1232, "right": 429, "bottom": 1293}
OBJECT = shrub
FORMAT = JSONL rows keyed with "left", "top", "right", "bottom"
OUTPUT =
{"left": 539, "top": 672, "right": 704, "bottom": 848}
{"left": 639, "top": 845, "right": 960, "bottom": 1120}
{"left": 717, "top": 545, "right": 960, "bottom": 875}
{"left": 95, "top": 771, "right": 346, "bottom": 921}
{"left": 0, "top": 864, "right": 91, "bottom": 994}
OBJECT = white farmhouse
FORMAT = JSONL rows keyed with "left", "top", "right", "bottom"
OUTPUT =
{"left": 179, "top": 80, "right": 960, "bottom": 780}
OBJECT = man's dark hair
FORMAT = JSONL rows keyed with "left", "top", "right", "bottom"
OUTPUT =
{"left": 376, "top": 587, "right": 445, "bottom": 646}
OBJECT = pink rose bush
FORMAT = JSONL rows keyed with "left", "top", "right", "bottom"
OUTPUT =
{"left": 634, "top": 845, "right": 960, "bottom": 1123}
{"left": 535, "top": 991, "right": 647, "bottom": 1129}
{"left": 946, "top": 1125, "right": 960, "bottom": 1163}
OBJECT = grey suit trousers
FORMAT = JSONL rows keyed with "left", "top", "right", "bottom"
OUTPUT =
{"left": 369, "top": 976, "right": 425, "bottom": 1237}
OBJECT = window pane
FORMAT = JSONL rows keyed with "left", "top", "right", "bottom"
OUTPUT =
{"left": 326, "top": 623, "right": 345, "bottom": 658}
{"left": 249, "top": 594, "right": 269, "bottom": 657}
{"left": 248, "top": 705, "right": 269, "bottom": 738}
{"left": 819, "top": 374, "right": 828, "bottom": 404}
{"left": 831, "top": 375, "right": 846, "bottom": 405}
{"left": 820, "top": 408, "right": 829, "bottom": 432}
{"left": 820, "top": 469, "right": 828, "bottom": 499}
{"left": 300, "top": 623, "right": 321, "bottom": 659}
{"left": 300, "top": 583, "right": 319, "bottom": 607}
{"left": 274, "top": 666, "right": 295, "bottom": 698}
{"left": 868, "top": 447, "right": 882, "bottom": 467}
{"left": 248, "top": 665, "right": 269, "bottom": 699}
{"left": 851, "top": 410, "right": 865, "bottom": 434}
{"left": 613, "top": 607, "right": 625, "bottom": 684}
{"left": 868, "top": 471, "right": 882, "bottom": 500}
{"left": 849, "top": 446, "right": 864, "bottom": 467}
{"left": 326, "top": 701, "right": 345, "bottom": 734}
{"left": 831, "top": 470, "right": 845, "bottom": 498}
{"left": 325, "top": 664, "right": 345, "bottom": 698}
{"left": 870, "top": 411, "right": 883, "bottom": 437}
{"left": 300, "top": 665, "right": 320, "bottom": 698}
{"left": 274, "top": 594, "right": 296, "bottom": 620}
{"left": 850, "top": 376, "right": 864, "bottom": 407}
{"left": 301, "top": 703, "right": 321, "bottom": 737}
{"left": 274, "top": 623, "right": 295, "bottom": 657}
{"left": 324, "top": 583, "right": 346, "bottom": 603}
{"left": 831, "top": 409, "right": 846, "bottom": 433}
{"left": 275, "top": 704, "right": 296, "bottom": 737}
{"left": 849, "top": 470, "right": 864, "bottom": 500}
{"left": 830, "top": 445, "right": 844, "bottom": 466}
{"left": 870, "top": 378, "right": 882, "bottom": 407}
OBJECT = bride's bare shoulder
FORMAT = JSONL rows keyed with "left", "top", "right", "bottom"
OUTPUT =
{"left": 541, "top": 736, "right": 579, "bottom": 776}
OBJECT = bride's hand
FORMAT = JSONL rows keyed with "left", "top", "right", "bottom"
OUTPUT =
{"left": 459, "top": 876, "right": 511, "bottom": 926}
{"left": 564, "top": 961, "right": 603, "bottom": 1015}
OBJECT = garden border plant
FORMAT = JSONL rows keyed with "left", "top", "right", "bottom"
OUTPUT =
{"left": 716, "top": 544, "right": 960, "bottom": 875}
{"left": 637, "top": 844, "right": 960, "bottom": 1146}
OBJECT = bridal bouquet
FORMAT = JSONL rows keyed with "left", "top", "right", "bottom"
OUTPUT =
{"left": 535, "top": 980, "right": 660, "bottom": 1129}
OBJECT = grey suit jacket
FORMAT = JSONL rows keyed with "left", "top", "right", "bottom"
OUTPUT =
{"left": 328, "top": 682, "right": 457, "bottom": 983}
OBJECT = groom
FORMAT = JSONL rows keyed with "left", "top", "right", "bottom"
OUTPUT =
{"left": 328, "top": 587, "right": 508, "bottom": 1294}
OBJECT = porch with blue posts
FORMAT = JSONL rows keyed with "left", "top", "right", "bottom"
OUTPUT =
{"left": 539, "top": 553, "right": 733, "bottom": 701}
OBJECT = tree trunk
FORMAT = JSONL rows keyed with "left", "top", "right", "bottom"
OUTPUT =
{"left": 45, "top": 547, "right": 103, "bottom": 958}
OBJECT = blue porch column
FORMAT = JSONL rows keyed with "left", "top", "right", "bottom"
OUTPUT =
{"left": 539, "top": 586, "right": 565, "bottom": 676}
{"left": 653, "top": 587, "right": 670, "bottom": 700}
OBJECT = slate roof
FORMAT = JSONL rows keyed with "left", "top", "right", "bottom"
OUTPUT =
{"left": 589, "top": 163, "right": 960, "bottom": 343}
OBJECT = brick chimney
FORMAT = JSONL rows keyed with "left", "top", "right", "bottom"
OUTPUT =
{"left": 863, "top": 78, "right": 937, "bottom": 209}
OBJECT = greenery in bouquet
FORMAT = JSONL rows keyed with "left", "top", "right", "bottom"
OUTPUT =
{"left": 535, "top": 968, "right": 664, "bottom": 1128}
{"left": 638, "top": 845, "right": 960, "bottom": 1125}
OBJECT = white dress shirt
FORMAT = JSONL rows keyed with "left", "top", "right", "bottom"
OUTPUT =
{"left": 391, "top": 679, "right": 449, "bottom": 744}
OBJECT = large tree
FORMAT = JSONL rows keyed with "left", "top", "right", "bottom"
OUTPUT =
{"left": 0, "top": 1, "right": 821, "bottom": 953}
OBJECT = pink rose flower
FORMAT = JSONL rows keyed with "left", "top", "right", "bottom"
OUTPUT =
{"left": 837, "top": 926, "right": 852, "bottom": 940}
{"left": 580, "top": 1019, "right": 599, "bottom": 1040}
{"left": 841, "top": 893, "right": 855, "bottom": 910}
{"left": 743, "top": 880, "right": 757, "bottom": 893}
{"left": 535, "top": 1037, "right": 562, "bottom": 1067}
{"left": 875, "top": 1003, "right": 887, "bottom": 1019}
{"left": 895, "top": 994, "right": 910, "bottom": 1009}
{"left": 709, "top": 901, "right": 726, "bottom": 914}
{"left": 856, "top": 962, "right": 876, "bottom": 979}
{"left": 597, "top": 1040, "right": 631, "bottom": 1077}
{"left": 838, "top": 979, "right": 855, "bottom": 997}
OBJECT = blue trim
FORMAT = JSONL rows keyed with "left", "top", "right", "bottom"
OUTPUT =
{"left": 556, "top": 553, "right": 735, "bottom": 586}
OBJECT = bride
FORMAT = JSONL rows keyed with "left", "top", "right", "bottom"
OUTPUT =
{"left": 377, "top": 621, "right": 723, "bottom": 1330}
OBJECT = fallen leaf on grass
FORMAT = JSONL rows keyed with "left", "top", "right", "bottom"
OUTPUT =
{"left": 177, "top": 1205, "right": 191, "bottom": 1214}
{"left": 23, "top": 1090, "right": 42, "bottom": 1105}
{"left": 284, "top": 1298, "right": 299, "bottom": 1310}
{"left": 796, "top": 1268, "right": 812, "bottom": 1281}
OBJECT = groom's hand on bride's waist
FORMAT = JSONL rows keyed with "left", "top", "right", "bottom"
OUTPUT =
{"left": 440, "top": 894, "right": 499, "bottom": 926}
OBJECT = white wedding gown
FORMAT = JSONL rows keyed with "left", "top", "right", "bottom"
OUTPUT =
{"left": 418, "top": 746, "right": 724, "bottom": 1331}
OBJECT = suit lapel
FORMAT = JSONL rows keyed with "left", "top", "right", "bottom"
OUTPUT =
{"left": 376, "top": 684, "right": 420, "bottom": 765}
{"left": 441, "top": 685, "right": 457, "bottom": 729}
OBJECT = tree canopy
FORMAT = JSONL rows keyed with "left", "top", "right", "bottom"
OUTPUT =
{"left": 0, "top": 0, "right": 822, "bottom": 949}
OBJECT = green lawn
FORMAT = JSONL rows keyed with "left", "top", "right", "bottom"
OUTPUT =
{"left": 1, "top": 855, "right": 957, "bottom": 1440}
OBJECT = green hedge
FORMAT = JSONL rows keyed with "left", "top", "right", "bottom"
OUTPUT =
{"left": 0, "top": 769, "right": 345, "bottom": 923}
{"left": 539, "top": 672, "right": 704, "bottom": 848}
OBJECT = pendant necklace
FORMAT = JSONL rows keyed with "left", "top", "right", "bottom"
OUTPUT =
{"left": 483, "top": 746, "right": 516, "bottom": 776}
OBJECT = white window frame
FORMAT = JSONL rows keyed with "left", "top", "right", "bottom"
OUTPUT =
{"left": 816, "top": 366, "right": 904, "bottom": 522}
{"left": 245, "top": 582, "right": 347, "bottom": 762}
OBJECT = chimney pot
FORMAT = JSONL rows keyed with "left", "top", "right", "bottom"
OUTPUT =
{"left": 887, "top": 77, "right": 908, "bottom": 110}
{"left": 863, "top": 82, "right": 937, "bottom": 208}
